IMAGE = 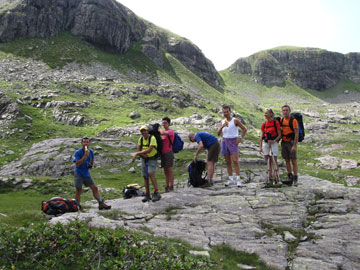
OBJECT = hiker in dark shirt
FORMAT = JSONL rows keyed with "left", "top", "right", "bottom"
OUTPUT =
{"left": 188, "top": 132, "right": 220, "bottom": 186}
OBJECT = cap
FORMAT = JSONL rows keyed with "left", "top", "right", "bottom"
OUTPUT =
{"left": 140, "top": 125, "right": 148, "bottom": 131}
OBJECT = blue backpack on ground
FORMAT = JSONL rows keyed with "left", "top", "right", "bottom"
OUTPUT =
{"left": 172, "top": 133, "right": 184, "bottom": 153}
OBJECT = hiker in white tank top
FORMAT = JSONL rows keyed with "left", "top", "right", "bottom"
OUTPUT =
{"left": 217, "top": 105, "right": 247, "bottom": 187}
{"left": 222, "top": 118, "right": 238, "bottom": 138}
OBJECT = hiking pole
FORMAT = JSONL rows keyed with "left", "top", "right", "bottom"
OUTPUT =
{"left": 266, "top": 152, "right": 271, "bottom": 185}
{"left": 145, "top": 160, "right": 150, "bottom": 201}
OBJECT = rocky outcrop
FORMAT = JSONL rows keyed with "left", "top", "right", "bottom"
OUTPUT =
{"left": 229, "top": 48, "right": 360, "bottom": 90}
{"left": 0, "top": 138, "right": 136, "bottom": 177}
{"left": 0, "top": 0, "right": 222, "bottom": 89}
{"left": 0, "top": 91, "right": 19, "bottom": 129}
{"left": 50, "top": 175, "right": 360, "bottom": 270}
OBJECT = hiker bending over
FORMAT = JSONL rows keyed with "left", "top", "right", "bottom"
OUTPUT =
{"left": 218, "top": 105, "right": 247, "bottom": 187}
{"left": 280, "top": 105, "right": 299, "bottom": 186}
{"left": 159, "top": 117, "right": 175, "bottom": 192}
{"left": 131, "top": 125, "right": 161, "bottom": 202}
{"left": 73, "top": 137, "right": 111, "bottom": 210}
{"left": 259, "top": 108, "right": 281, "bottom": 184}
{"left": 188, "top": 132, "right": 220, "bottom": 187}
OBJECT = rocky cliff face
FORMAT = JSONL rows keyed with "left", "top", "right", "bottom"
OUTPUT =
{"left": 0, "top": 0, "right": 222, "bottom": 88}
{"left": 229, "top": 48, "right": 360, "bottom": 90}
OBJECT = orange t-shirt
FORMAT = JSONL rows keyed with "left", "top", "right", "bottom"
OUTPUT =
{"left": 281, "top": 117, "right": 298, "bottom": 142}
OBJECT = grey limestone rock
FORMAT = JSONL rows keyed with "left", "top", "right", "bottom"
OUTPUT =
{"left": 229, "top": 48, "right": 360, "bottom": 90}
{"left": 0, "top": 0, "right": 222, "bottom": 89}
{"left": 0, "top": 137, "right": 135, "bottom": 177}
{"left": 49, "top": 176, "right": 360, "bottom": 270}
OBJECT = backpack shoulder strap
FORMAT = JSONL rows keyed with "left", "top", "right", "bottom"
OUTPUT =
{"left": 167, "top": 134, "right": 174, "bottom": 145}
{"left": 280, "top": 118, "right": 284, "bottom": 126}
{"left": 149, "top": 135, "right": 157, "bottom": 150}
{"left": 289, "top": 117, "right": 294, "bottom": 132}
{"left": 273, "top": 120, "right": 278, "bottom": 133}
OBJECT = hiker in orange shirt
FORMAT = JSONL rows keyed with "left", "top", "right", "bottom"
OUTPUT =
{"left": 280, "top": 105, "right": 299, "bottom": 186}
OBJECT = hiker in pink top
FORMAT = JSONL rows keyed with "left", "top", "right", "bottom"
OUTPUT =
{"left": 159, "top": 117, "right": 175, "bottom": 192}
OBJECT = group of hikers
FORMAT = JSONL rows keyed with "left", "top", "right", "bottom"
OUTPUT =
{"left": 72, "top": 104, "right": 300, "bottom": 209}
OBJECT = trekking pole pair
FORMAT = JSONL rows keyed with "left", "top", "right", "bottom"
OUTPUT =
{"left": 266, "top": 145, "right": 279, "bottom": 185}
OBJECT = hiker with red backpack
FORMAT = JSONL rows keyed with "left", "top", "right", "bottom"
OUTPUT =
{"left": 259, "top": 108, "right": 281, "bottom": 185}
{"left": 131, "top": 125, "right": 161, "bottom": 202}
{"left": 73, "top": 137, "right": 111, "bottom": 210}
{"left": 159, "top": 117, "right": 175, "bottom": 192}
{"left": 280, "top": 105, "right": 299, "bottom": 186}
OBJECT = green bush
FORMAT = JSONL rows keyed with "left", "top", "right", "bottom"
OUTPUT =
{"left": 0, "top": 221, "right": 213, "bottom": 270}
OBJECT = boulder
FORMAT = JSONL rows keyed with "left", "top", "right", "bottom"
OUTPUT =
{"left": 345, "top": 176, "right": 360, "bottom": 187}
{"left": 340, "top": 159, "right": 358, "bottom": 170}
{"left": 315, "top": 156, "right": 340, "bottom": 170}
{"left": 129, "top": 111, "right": 141, "bottom": 119}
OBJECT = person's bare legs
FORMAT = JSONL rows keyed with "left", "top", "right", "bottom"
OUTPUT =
{"left": 207, "top": 161, "right": 215, "bottom": 180}
{"left": 75, "top": 188, "right": 82, "bottom": 204}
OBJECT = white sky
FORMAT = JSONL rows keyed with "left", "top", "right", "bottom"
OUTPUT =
{"left": 118, "top": 0, "right": 360, "bottom": 70}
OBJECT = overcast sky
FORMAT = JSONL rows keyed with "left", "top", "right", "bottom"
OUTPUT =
{"left": 118, "top": 0, "right": 360, "bottom": 70}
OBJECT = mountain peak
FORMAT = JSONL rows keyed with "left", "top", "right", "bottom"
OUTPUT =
{"left": 0, "top": 0, "right": 222, "bottom": 88}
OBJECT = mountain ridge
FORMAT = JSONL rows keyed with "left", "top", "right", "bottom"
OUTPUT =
{"left": 229, "top": 47, "right": 360, "bottom": 90}
{"left": 0, "top": 0, "right": 223, "bottom": 89}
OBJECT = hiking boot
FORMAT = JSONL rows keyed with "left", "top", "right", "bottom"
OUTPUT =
{"left": 169, "top": 186, "right": 174, "bottom": 191}
{"left": 237, "top": 180, "right": 242, "bottom": 187}
{"left": 152, "top": 191, "right": 161, "bottom": 202}
{"left": 267, "top": 177, "right": 273, "bottom": 185}
{"left": 99, "top": 201, "right": 111, "bottom": 210}
{"left": 282, "top": 173, "right": 293, "bottom": 186}
{"left": 201, "top": 180, "right": 213, "bottom": 188}
{"left": 225, "top": 180, "right": 234, "bottom": 187}
{"left": 165, "top": 187, "right": 170, "bottom": 193}
{"left": 78, "top": 205, "right": 85, "bottom": 212}
{"left": 273, "top": 177, "right": 279, "bottom": 185}
{"left": 293, "top": 175, "right": 298, "bottom": 186}
{"left": 142, "top": 194, "right": 151, "bottom": 203}
{"left": 281, "top": 179, "right": 293, "bottom": 186}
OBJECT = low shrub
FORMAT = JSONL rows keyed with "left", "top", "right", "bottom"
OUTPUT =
{"left": 0, "top": 221, "right": 213, "bottom": 270}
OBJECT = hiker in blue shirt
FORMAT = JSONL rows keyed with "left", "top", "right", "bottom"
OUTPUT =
{"left": 73, "top": 137, "right": 111, "bottom": 210}
{"left": 188, "top": 132, "right": 220, "bottom": 186}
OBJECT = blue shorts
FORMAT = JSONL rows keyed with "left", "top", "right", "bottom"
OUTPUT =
{"left": 74, "top": 173, "right": 95, "bottom": 189}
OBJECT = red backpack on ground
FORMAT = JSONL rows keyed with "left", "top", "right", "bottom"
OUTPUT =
{"left": 42, "top": 197, "right": 80, "bottom": 216}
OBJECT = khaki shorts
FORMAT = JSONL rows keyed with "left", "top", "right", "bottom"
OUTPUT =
{"left": 263, "top": 141, "right": 279, "bottom": 156}
{"left": 207, "top": 141, "right": 220, "bottom": 162}
{"left": 281, "top": 141, "right": 297, "bottom": 160}
{"left": 161, "top": 151, "right": 174, "bottom": 168}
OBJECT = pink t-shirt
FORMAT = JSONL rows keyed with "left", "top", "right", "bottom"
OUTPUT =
{"left": 161, "top": 129, "right": 175, "bottom": 154}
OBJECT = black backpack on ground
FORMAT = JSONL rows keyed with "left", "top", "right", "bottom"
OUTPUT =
{"left": 280, "top": 113, "right": 305, "bottom": 142}
{"left": 122, "top": 184, "right": 146, "bottom": 199}
{"left": 188, "top": 160, "right": 207, "bottom": 187}
{"left": 141, "top": 123, "right": 162, "bottom": 158}
{"left": 42, "top": 197, "right": 79, "bottom": 216}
